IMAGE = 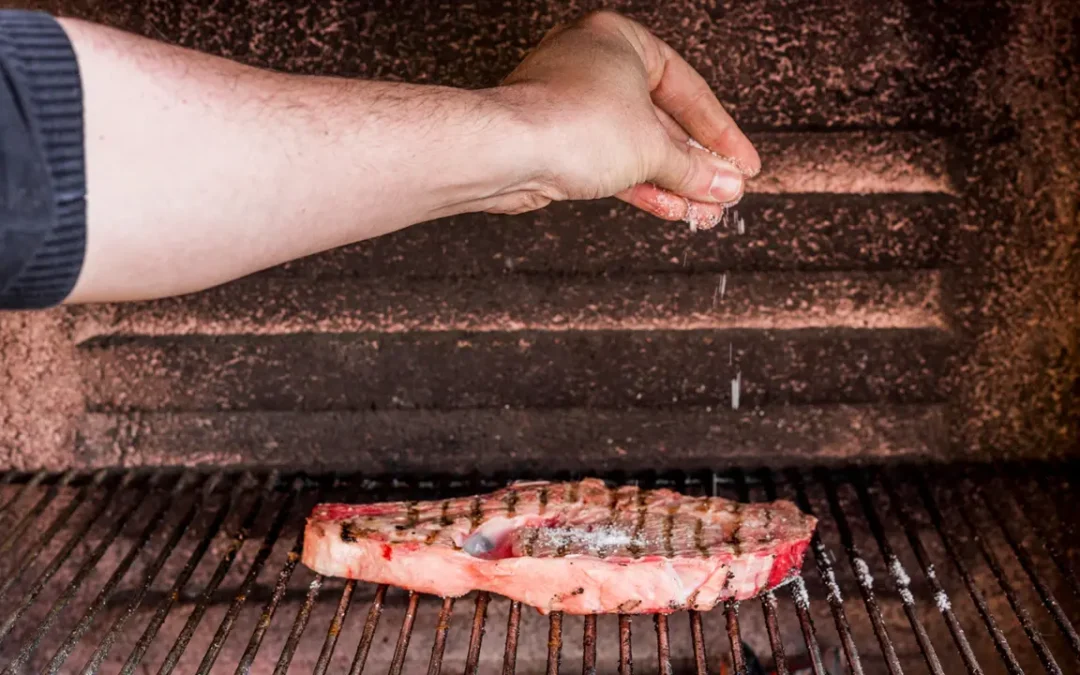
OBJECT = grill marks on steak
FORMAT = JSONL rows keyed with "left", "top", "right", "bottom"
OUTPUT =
{"left": 302, "top": 478, "right": 816, "bottom": 614}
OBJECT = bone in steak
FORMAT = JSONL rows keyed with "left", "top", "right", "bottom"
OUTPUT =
{"left": 302, "top": 478, "right": 817, "bottom": 614}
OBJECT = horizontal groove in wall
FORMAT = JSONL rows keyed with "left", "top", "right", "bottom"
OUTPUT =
{"left": 269, "top": 193, "right": 960, "bottom": 280}
{"left": 76, "top": 403, "right": 949, "bottom": 472}
{"left": 80, "top": 328, "right": 954, "bottom": 413}
{"left": 73, "top": 270, "right": 949, "bottom": 340}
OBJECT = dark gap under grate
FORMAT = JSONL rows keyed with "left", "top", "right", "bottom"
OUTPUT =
{"left": 0, "top": 464, "right": 1074, "bottom": 674}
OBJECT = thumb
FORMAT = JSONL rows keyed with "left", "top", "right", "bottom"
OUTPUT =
{"left": 651, "top": 140, "right": 746, "bottom": 205}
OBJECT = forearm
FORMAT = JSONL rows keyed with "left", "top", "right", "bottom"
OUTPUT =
{"left": 61, "top": 19, "right": 542, "bottom": 302}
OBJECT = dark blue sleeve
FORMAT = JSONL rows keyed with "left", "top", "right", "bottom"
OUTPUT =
{"left": 0, "top": 10, "right": 85, "bottom": 309}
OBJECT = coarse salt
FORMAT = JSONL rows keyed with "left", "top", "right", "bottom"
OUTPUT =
{"left": 823, "top": 564, "right": 843, "bottom": 604}
{"left": 686, "top": 137, "right": 759, "bottom": 178}
{"left": 653, "top": 189, "right": 686, "bottom": 220}
{"left": 792, "top": 576, "right": 811, "bottom": 611}
{"left": 532, "top": 525, "right": 641, "bottom": 554}
{"left": 684, "top": 201, "right": 723, "bottom": 232}
{"left": 935, "top": 590, "right": 952, "bottom": 612}
{"left": 889, "top": 558, "right": 911, "bottom": 587}
{"left": 854, "top": 557, "right": 874, "bottom": 590}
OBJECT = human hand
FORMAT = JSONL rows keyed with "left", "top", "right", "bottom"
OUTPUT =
{"left": 496, "top": 11, "right": 760, "bottom": 228}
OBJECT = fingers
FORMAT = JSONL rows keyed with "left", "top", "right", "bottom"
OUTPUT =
{"left": 617, "top": 183, "right": 687, "bottom": 220}
{"left": 639, "top": 29, "right": 761, "bottom": 177}
{"left": 650, "top": 106, "right": 745, "bottom": 204}
{"left": 650, "top": 137, "right": 746, "bottom": 205}
{"left": 616, "top": 183, "right": 728, "bottom": 232}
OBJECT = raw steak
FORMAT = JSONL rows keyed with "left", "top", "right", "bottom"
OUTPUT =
{"left": 302, "top": 478, "right": 816, "bottom": 614}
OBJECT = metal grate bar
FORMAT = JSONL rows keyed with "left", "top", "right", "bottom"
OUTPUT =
{"left": 0, "top": 472, "right": 132, "bottom": 646}
{"left": 464, "top": 591, "right": 491, "bottom": 675}
{"left": 0, "top": 472, "right": 18, "bottom": 507}
{"left": 197, "top": 478, "right": 304, "bottom": 674}
{"left": 724, "top": 602, "right": 745, "bottom": 675}
{"left": 82, "top": 473, "right": 222, "bottom": 675}
{"left": 688, "top": 611, "right": 708, "bottom": 675}
{"left": 157, "top": 472, "right": 280, "bottom": 675}
{"left": 878, "top": 473, "right": 984, "bottom": 675}
{"left": 582, "top": 614, "right": 597, "bottom": 675}
{"left": 2, "top": 472, "right": 163, "bottom": 674}
{"left": 273, "top": 574, "right": 324, "bottom": 674}
{"left": 0, "top": 470, "right": 73, "bottom": 558}
{"left": 654, "top": 614, "right": 672, "bottom": 675}
{"left": 314, "top": 580, "right": 357, "bottom": 675}
{"left": 819, "top": 471, "right": 904, "bottom": 675}
{"left": 759, "top": 470, "right": 826, "bottom": 675}
{"left": 427, "top": 596, "right": 455, "bottom": 675}
{"left": 348, "top": 584, "right": 388, "bottom": 675}
{"left": 733, "top": 469, "right": 790, "bottom": 675}
{"left": 502, "top": 600, "right": 522, "bottom": 675}
{"left": 120, "top": 473, "right": 247, "bottom": 675}
{"left": 0, "top": 470, "right": 46, "bottom": 520}
{"left": 44, "top": 473, "right": 200, "bottom": 674}
{"left": 388, "top": 591, "right": 421, "bottom": 675}
{"left": 1028, "top": 468, "right": 1080, "bottom": 557}
{"left": 851, "top": 471, "right": 945, "bottom": 675}
{"left": 912, "top": 471, "right": 1024, "bottom": 675}
{"left": 971, "top": 475, "right": 1080, "bottom": 658}
{"left": 948, "top": 479, "right": 1065, "bottom": 675}
{"left": 547, "top": 611, "right": 564, "bottom": 675}
{"left": 788, "top": 470, "right": 865, "bottom": 675}
{"left": 1006, "top": 468, "right": 1080, "bottom": 601}
{"left": 0, "top": 466, "right": 1068, "bottom": 674}
{"left": 0, "top": 470, "right": 106, "bottom": 602}
{"left": 950, "top": 471, "right": 1067, "bottom": 673}
{"left": 761, "top": 592, "right": 789, "bottom": 675}
{"left": 618, "top": 614, "right": 632, "bottom": 675}
{"left": 236, "top": 483, "right": 323, "bottom": 675}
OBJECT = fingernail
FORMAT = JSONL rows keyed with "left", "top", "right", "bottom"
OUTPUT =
{"left": 710, "top": 169, "right": 744, "bottom": 202}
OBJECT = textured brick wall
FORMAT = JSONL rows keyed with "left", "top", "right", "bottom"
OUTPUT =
{"left": 1, "top": 0, "right": 1076, "bottom": 471}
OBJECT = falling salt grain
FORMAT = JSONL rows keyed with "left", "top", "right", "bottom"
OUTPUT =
{"left": 854, "top": 557, "right": 874, "bottom": 590}
{"left": 731, "top": 371, "right": 741, "bottom": 410}
{"left": 684, "top": 201, "right": 723, "bottom": 232}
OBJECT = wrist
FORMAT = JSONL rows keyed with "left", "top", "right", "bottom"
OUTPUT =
{"left": 473, "top": 84, "right": 567, "bottom": 213}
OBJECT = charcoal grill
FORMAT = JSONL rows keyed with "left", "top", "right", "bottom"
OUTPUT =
{"left": 1, "top": 0, "right": 1078, "bottom": 672}
{"left": 0, "top": 466, "right": 1075, "bottom": 674}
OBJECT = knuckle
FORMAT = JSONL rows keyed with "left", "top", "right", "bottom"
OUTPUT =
{"left": 668, "top": 147, "right": 699, "bottom": 191}
{"left": 576, "top": 10, "right": 624, "bottom": 31}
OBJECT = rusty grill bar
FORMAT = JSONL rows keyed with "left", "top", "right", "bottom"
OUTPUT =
{"left": 0, "top": 465, "right": 1073, "bottom": 674}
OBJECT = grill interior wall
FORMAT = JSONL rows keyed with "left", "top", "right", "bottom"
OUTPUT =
{"left": 1, "top": 0, "right": 1077, "bottom": 471}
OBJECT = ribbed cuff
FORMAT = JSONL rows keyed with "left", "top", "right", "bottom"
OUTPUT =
{"left": 0, "top": 11, "right": 85, "bottom": 309}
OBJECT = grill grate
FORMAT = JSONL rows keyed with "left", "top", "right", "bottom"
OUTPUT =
{"left": 0, "top": 464, "right": 1074, "bottom": 674}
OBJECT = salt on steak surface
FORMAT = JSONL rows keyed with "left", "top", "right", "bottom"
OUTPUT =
{"left": 302, "top": 478, "right": 816, "bottom": 614}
